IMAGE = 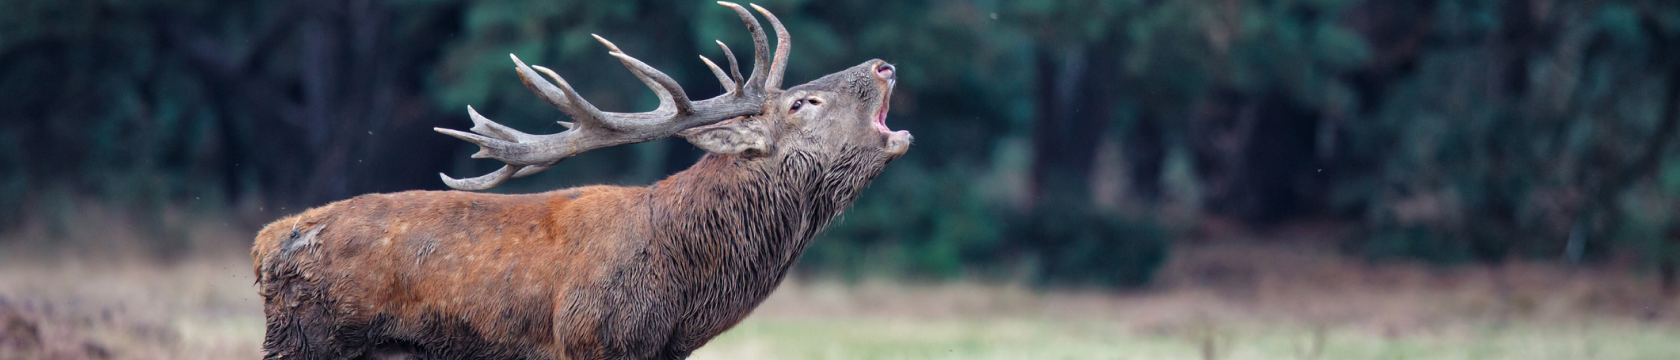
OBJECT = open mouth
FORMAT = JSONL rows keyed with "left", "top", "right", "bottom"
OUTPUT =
{"left": 872, "top": 86, "right": 893, "bottom": 134}
{"left": 870, "top": 61, "right": 910, "bottom": 156}
{"left": 872, "top": 62, "right": 898, "bottom": 135}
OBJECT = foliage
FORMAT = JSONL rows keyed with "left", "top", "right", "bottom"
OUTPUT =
{"left": 1336, "top": 0, "right": 1680, "bottom": 263}
{"left": 806, "top": 161, "right": 1169, "bottom": 288}
{"left": 807, "top": 164, "right": 1008, "bottom": 280}
{"left": 1006, "top": 204, "right": 1170, "bottom": 287}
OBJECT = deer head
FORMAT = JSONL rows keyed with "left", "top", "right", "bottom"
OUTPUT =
{"left": 436, "top": 2, "right": 911, "bottom": 190}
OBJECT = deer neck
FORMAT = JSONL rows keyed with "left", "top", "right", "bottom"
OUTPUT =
{"left": 647, "top": 147, "right": 887, "bottom": 297}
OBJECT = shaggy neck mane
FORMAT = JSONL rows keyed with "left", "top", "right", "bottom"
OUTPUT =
{"left": 647, "top": 146, "right": 886, "bottom": 307}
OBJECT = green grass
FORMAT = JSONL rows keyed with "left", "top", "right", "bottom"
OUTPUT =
{"left": 692, "top": 316, "right": 1680, "bottom": 360}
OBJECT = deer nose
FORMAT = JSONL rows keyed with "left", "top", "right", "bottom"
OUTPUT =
{"left": 874, "top": 63, "right": 895, "bottom": 81}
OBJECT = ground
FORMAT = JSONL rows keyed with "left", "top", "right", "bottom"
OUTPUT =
{"left": 1, "top": 219, "right": 1677, "bottom": 360}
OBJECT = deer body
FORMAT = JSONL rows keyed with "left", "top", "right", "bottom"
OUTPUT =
{"left": 253, "top": 3, "right": 910, "bottom": 359}
{"left": 254, "top": 146, "right": 887, "bottom": 359}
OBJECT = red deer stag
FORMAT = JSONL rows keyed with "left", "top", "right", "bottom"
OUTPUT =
{"left": 250, "top": 2, "right": 910, "bottom": 359}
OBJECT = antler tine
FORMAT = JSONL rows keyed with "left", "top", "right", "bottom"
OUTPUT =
{"left": 436, "top": 153, "right": 554, "bottom": 191}
{"left": 594, "top": 34, "right": 695, "bottom": 115}
{"left": 528, "top": 65, "right": 577, "bottom": 129}
{"left": 512, "top": 164, "right": 553, "bottom": 178}
{"left": 511, "top": 54, "right": 608, "bottom": 129}
{"left": 439, "top": 165, "right": 522, "bottom": 191}
{"left": 716, "top": 40, "right": 744, "bottom": 91}
{"left": 437, "top": 2, "right": 784, "bottom": 190}
{"left": 608, "top": 52, "right": 695, "bottom": 114}
{"left": 719, "top": 2, "right": 772, "bottom": 92}
{"left": 700, "top": 55, "right": 735, "bottom": 91}
{"left": 433, "top": 126, "right": 512, "bottom": 160}
{"left": 750, "top": 3, "right": 790, "bottom": 90}
{"left": 465, "top": 105, "right": 537, "bottom": 142}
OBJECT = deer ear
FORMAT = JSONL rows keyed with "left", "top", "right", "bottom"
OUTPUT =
{"left": 678, "top": 117, "right": 770, "bottom": 155}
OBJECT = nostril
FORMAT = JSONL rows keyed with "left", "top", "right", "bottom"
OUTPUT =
{"left": 875, "top": 64, "right": 895, "bottom": 80}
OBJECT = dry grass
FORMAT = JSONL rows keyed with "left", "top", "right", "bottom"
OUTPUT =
{"left": 0, "top": 256, "right": 263, "bottom": 360}
{"left": 0, "top": 210, "right": 263, "bottom": 360}
{"left": 1, "top": 215, "right": 1677, "bottom": 359}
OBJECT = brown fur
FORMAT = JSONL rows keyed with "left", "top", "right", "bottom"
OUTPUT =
{"left": 252, "top": 60, "right": 909, "bottom": 360}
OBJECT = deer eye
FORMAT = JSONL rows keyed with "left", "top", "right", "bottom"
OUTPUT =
{"left": 790, "top": 99, "right": 805, "bottom": 113}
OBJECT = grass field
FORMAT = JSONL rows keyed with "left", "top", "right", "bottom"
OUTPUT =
{"left": 695, "top": 316, "right": 1680, "bottom": 360}
{"left": 689, "top": 268, "right": 1680, "bottom": 360}
{"left": 2, "top": 220, "right": 1677, "bottom": 359}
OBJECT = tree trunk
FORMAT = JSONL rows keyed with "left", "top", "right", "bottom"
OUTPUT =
{"left": 1029, "top": 44, "right": 1117, "bottom": 208}
{"left": 1125, "top": 109, "right": 1164, "bottom": 203}
{"left": 1662, "top": 227, "right": 1678, "bottom": 297}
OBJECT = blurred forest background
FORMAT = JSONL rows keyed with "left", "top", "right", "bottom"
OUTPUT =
{"left": 3, "top": 0, "right": 1680, "bottom": 293}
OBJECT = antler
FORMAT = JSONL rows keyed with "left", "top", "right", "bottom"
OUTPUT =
{"left": 436, "top": 2, "right": 790, "bottom": 190}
